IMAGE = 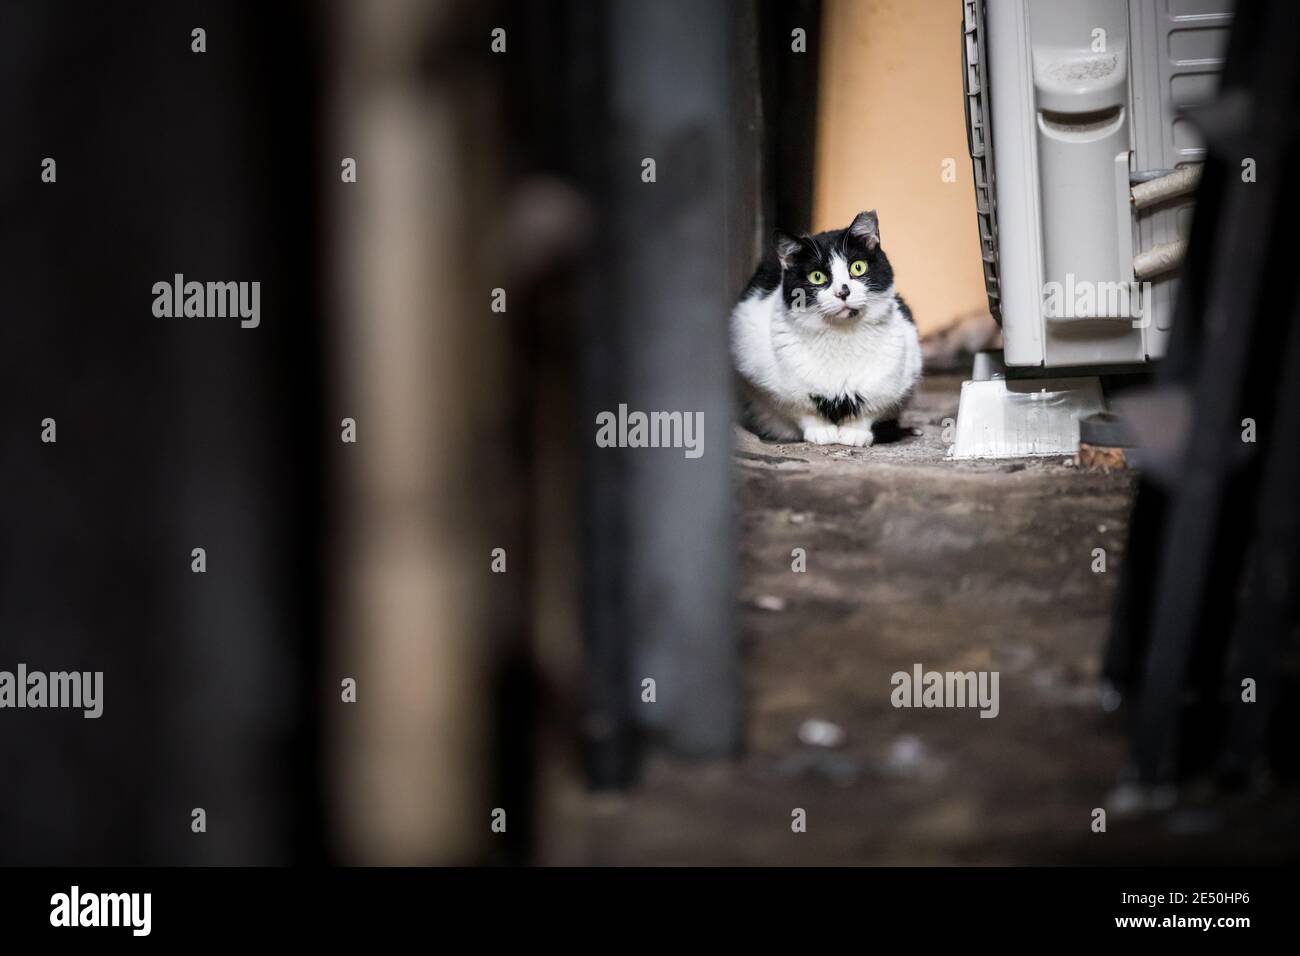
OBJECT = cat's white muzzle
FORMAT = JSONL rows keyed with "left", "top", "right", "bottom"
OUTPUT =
{"left": 818, "top": 287, "right": 893, "bottom": 325}
{"left": 824, "top": 303, "right": 861, "bottom": 323}
{"left": 815, "top": 289, "right": 869, "bottom": 323}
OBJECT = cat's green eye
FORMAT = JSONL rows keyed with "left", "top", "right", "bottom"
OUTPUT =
{"left": 808, "top": 270, "right": 828, "bottom": 285}
{"left": 849, "top": 259, "right": 868, "bottom": 277}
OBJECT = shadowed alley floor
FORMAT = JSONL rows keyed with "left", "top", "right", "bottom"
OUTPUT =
{"left": 540, "top": 374, "right": 1300, "bottom": 865}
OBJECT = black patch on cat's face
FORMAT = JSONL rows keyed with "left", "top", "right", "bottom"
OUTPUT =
{"left": 774, "top": 212, "right": 894, "bottom": 311}
{"left": 810, "top": 392, "right": 864, "bottom": 424}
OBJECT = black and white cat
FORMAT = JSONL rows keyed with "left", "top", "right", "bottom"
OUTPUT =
{"left": 731, "top": 210, "right": 921, "bottom": 446}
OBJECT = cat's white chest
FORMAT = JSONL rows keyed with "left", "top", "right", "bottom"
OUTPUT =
{"left": 771, "top": 307, "right": 918, "bottom": 411}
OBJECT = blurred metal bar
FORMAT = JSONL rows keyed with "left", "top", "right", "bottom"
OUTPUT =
{"left": 1107, "top": 0, "right": 1300, "bottom": 784}
{"left": 1218, "top": 271, "right": 1300, "bottom": 781}
{"left": 486, "top": 0, "right": 811, "bottom": 785}
{"left": 603, "top": 0, "right": 741, "bottom": 759}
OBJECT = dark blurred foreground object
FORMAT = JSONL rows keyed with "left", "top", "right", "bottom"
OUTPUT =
{"left": 0, "top": 0, "right": 526, "bottom": 865}
{"left": 0, "top": 0, "right": 325, "bottom": 864}
{"left": 1105, "top": 0, "right": 1300, "bottom": 789}
{"left": 505, "top": 0, "right": 822, "bottom": 788}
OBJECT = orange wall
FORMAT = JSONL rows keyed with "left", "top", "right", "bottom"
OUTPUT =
{"left": 814, "top": 0, "right": 989, "bottom": 335}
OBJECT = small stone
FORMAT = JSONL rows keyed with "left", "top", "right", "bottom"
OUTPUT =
{"left": 885, "top": 734, "right": 926, "bottom": 772}
{"left": 798, "top": 719, "right": 845, "bottom": 748}
{"left": 753, "top": 594, "right": 786, "bottom": 612}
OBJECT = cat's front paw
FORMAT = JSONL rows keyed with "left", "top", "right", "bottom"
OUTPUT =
{"left": 837, "top": 425, "right": 874, "bottom": 447}
{"left": 802, "top": 423, "right": 840, "bottom": 445}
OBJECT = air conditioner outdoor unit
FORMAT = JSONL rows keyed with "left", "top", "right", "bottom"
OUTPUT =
{"left": 954, "top": 0, "right": 1233, "bottom": 459}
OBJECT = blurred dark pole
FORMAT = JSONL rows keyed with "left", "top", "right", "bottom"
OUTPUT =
{"left": 1106, "top": 0, "right": 1300, "bottom": 786}
{"left": 504, "top": 1, "right": 821, "bottom": 787}
{"left": 607, "top": 0, "right": 742, "bottom": 760}
{"left": 0, "top": 0, "right": 325, "bottom": 863}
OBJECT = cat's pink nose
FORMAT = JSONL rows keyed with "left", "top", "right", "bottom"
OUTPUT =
{"left": 835, "top": 285, "right": 850, "bottom": 300}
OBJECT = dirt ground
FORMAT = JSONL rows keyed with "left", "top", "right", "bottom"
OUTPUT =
{"left": 540, "top": 374, "right": 1300, "bottom": 865}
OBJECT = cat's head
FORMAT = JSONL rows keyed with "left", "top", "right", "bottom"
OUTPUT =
{"left": 774, "top": 210, "right": 895, "bottom": 325}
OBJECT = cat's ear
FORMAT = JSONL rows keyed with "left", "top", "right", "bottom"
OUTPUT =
{"left": 774, "top": 230, "right": 802, "bottom": 269}
{"left": 848, "top": 210, "right": 880, "bottom": 250}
